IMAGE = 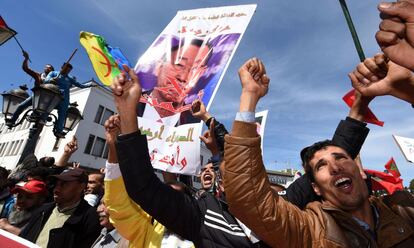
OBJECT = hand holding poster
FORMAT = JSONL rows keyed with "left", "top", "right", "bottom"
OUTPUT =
{"left": 393, "top": 135, "right": 414, "bottom": 163}
{"left": 134, "top": 5, "right": 257, "bottom": 174}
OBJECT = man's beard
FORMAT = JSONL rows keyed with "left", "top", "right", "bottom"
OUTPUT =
{"left": 8, "top": 208, "right": 33, "bottom": 227}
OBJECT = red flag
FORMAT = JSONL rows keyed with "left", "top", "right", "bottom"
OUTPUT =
{"left": 384, "top": 157, "right": 401, "bottom": 178}
{"left": 0, "top": 16, "right": 17, "bottom": 46}
{"left": 343, "top": 89, "right": 384, "bottom": 126}
{"left": 365, "top": 169, "right": 403, "bottom": 194}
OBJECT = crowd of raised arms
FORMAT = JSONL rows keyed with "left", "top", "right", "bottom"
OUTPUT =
{"left": 0, "top": 1, "right": 414, "bottom": 247}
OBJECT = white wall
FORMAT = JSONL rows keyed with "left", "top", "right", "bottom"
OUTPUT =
{"left": 0, "top": 81, "right": 115, "bottom": 170}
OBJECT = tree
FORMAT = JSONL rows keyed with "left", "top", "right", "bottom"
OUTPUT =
{"left": 409, "top": 179, "right": 414, "bottom": 193}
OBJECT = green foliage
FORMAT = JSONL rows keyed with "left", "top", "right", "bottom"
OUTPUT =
{"left": 409, "top": 179, "right": 414, "bottom": 192}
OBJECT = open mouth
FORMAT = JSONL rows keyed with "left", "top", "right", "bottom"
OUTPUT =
{"left": 202, "top": 174, "right": 213, "bottom": 186}
{"left": 334, "top": 177, "right": 352, "bottom": 190}
{"left": 203, "top": 174, "right": 212, "bottom": 181}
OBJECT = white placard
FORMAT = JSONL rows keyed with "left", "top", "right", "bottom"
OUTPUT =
{"left": 393, "top": 134, "right": 414, "bottom": 163}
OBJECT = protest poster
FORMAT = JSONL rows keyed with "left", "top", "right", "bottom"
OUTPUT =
{"left": 134, "top": 4, "right": 257, "bottom": 174}
{"left": 393, "top": 135, "right": 414, "bottom": 163}
{"left": 255, "top": 110, "right": 268, "bottom": 154}
{"left": 0, "top": 229, "right": 40, "bottom": 248}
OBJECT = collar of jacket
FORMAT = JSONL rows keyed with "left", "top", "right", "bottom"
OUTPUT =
{"left": 63, "top": 199, "right": 92, "bottom": 226}
{"left": 37, "top": 199, "right": 91, "bottom": 226}
{"left": 315, "top": 196, "right": 414, "bottom": 247}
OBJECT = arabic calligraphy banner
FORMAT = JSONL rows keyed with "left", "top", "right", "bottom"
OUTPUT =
{"left": 140, "top": 117, "right": 201, "bottom": 174}
{"left": 135, "top": 4, "right": 257, "bottom": 174}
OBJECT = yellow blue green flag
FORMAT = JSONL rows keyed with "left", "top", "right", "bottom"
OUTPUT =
{"left": 80, "top": 31, "right": 130, "bottom": 86}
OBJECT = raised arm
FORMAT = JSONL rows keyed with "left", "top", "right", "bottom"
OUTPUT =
{"left": 111, "top": 65, "right": 201, "bottom": 241}
{"left": 55, "top": 136, "right": 78, "bottom": 167}
{"left": 71, "top": 78, "right": 94, "bottom": 89}
{"left": 191, "top": 99, "right": 228, "bottom": 153}
{"left": 224, "top": 58, "right": 312, "bottom": 248}
{"left": 103, "top": 114, "right": 161, "bottom": 246}
{"left": 21, "top": 51, "right": 41, "bottom": 86}
{"left": 350, "top": 53, "right": 414, "bottom": 104}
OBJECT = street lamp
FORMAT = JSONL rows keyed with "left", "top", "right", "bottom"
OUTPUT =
{"left": 1, "top": 84, "right": 83, "bottom": 165}
{"left": 1, "top": 85, "right": 29, "bottom": 119}
{"left": 62, "top": 102, "right": 83, "bottom": 135}
{"left": 32, "top": 84, "right": 63, "bottom": 114}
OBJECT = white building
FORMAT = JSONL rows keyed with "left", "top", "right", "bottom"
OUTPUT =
{"left": 0, "top": 80, "right": 213, "bottom": 188}
{"left": 0, "top": 80, "right": 115, "bottom": 170}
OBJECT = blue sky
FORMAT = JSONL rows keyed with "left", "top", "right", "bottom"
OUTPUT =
{"left": 1, "top": 0, "right": 414, "bottom": 185}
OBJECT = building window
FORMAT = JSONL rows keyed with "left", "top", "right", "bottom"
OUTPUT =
{"left": 12, "top": 140, "right": 23, "bottom": 156}
{"left": 23, "top": 120, "right": 31, "bottom": 129}
{"left": 10, "top": 141, "right": 17, "bottom": 156}
{"left": 0, "top": 143, "right": 6, "bottom": 157}
{"left": 102, "top": 144, "right": 109, "bottom": 159}
{"left": 94, "top": 105, "right": 115, "bottom": 126}
{"left": 5, "top": 141, "right": 15, "bottom": 156}
{"left": 17, "top": 140, "right": 24, "bottom": 155}
{"left": 94, "top": 105, "right": 104, "bottom": 124}
{"left": 84, "top": 135, "right": 95, "bottom": 154}
{"left": 100, "top": 109, "right": 114, "bottom": 125}
{"left": 91, "top": 137, "right": 105, "bottom": 157}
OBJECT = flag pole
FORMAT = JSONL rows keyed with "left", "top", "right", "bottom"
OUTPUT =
{"left": 55, "top": 48, "right": 78, "bottom": 79}
{"left": 65, "top": 48, "right": 78, "bottom": 64}
{"left": 13, "top": 35, "right": 31, "bottom": 63}
{"left": 338, "top": 0, "right": 365, "bottom": 62}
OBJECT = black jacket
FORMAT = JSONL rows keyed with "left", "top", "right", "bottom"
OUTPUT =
{"left": 20, "top": 199, "right": 101, "bottom": 248}
{"left": 286, "top": 117, "right": 370, "bottom": 209}
{"left": 117, "top": 132, "right": 270, "bottom": 248}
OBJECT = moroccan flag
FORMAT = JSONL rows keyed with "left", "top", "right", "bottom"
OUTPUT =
{"left": 0, "top": 16, "right": 17, "bottom": 46}
{"left": 343, "top": 89, "right": 384, "bottom": 126}
{"left": 384, "top": 157, "right": 401, "bottom": 178}
{"left": 365, "top": 169, "right": 403, "bottom": 194}
{"left": 80, "top": 31, "right": 130, "bottom": 86}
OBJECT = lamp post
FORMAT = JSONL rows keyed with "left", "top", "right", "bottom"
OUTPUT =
{"left": 1, "top": 85, "right": 29, "bottom": 120}
{"left": 1, "top": 84, "right": 84, "bottom": 165}
{"left": 62, "top": 102, "right": 83, "bottom": 135}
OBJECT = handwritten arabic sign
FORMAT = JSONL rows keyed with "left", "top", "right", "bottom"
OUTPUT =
{"left": 393, "top": 135, "right": 414, "bottom": 163}
{"left": 139, "top": 117, "right": 201, "bottom": 174}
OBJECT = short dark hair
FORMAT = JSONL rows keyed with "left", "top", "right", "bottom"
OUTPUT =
{"left": 45, "top": 64, "right": 55, "bottom": 71}
{"left": 38, "top": 156, "right": 55, "bottom": 167}
{"left": 0, "top": 166, "right": 9, "bottom": 180}
{"left": 62, "top": 63, "right": 73, "bottom": 69}
{"left": 300, "top": 140, "right": 338, "bottom": 182}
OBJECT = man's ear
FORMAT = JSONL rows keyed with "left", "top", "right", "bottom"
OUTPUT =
{"left": 312, "top": 182, "right": 321, "bottom": 196}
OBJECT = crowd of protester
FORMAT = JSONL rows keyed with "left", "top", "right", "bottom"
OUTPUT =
{"left": 0, "top": 1, "right": 414, "bottom": 247}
